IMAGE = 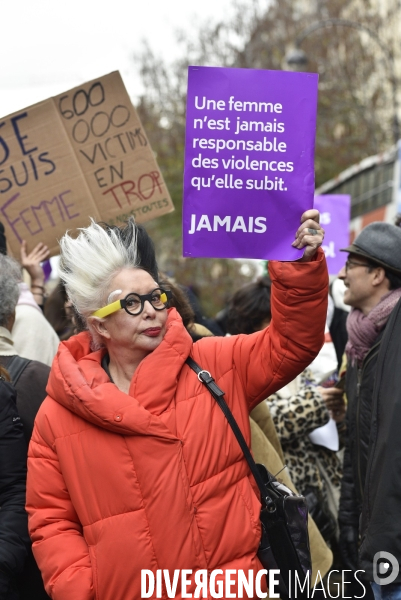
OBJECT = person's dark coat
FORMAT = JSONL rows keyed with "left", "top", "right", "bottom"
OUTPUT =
{"left": 0, "top": 356, "right": 50, "bottom": 600}
{"left": 359, "top": 297, "right": 401, "bottom": 582}
{"left": 0, "top": 380, "right": 30, "bottom": 600}
{"left": 0, "top": 356, "right": 50, "bottom": 443}
{"left": 338, "top": 330, "right": 384, "bottom": 532}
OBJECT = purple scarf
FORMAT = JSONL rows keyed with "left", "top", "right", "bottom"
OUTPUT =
{"left": 346, "top": 288, "right": 401, "bottom": 365}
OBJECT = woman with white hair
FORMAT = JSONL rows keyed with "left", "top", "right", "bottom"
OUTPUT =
{"left": 27, "top": 211, "right": 327, "bottom": 600}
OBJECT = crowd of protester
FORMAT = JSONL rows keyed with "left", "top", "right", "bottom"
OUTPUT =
{"left": 0, "top": 213, "right": 401, "bottom": 599}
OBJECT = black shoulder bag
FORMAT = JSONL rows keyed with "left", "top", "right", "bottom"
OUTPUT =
{"left": 186, "top": 357, "right": 311, "bottom": 600}
{"left": 5, "top": 355, "right": 32, "bottom": 385}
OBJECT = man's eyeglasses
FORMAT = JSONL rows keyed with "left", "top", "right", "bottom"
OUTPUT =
{"left": 344, "top": 259, "right": 371, "bottom": 272}
{"left": 92, "top": 288, "right": 172, "bottom": 318}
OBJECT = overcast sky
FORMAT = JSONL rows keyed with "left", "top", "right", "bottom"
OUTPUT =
{"left": 0, "top": 0, "right": 233, "bottom": 117}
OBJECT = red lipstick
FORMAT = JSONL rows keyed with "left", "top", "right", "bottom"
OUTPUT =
{"left": 142, "top": 327, "right": 161, "bottom": 337}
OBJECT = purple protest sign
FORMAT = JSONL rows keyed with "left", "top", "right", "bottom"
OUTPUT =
{"left": 314, "top": 195, "right": 351, "bottom": 275}
{"left": 183, "top": 66, "right": 319, "bottom": 260}
{"left": 42, "top": 259, "right": 52, "bottom": 282}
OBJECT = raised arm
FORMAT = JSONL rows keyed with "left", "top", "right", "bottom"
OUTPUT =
{"left": 194, "top": 211, "right": 329, "bottom": 418}
{"left": 20, "top": 240, "right": 50, "bottom": 308}
{"left": 233, "top": 249, "right": 328, "bottom": 408}
{"left": 194, "top": 210, "right": 329, "bottom": 409}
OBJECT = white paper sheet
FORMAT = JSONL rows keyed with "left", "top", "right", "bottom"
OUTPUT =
{"left": 308, "top": 418, "right": 339, "bottom": 451}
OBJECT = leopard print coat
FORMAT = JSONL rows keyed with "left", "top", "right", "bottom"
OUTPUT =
{"left": 268, "top": 369, "right": 344, "bottom": 513}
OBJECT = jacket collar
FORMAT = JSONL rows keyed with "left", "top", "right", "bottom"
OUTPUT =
{"left": 47, "top": 309, "right": 193, "bottom": 437}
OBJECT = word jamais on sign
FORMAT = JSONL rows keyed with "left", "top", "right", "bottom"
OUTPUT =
{"left": 0, "top": 72, "right": 174, "bottom": 256}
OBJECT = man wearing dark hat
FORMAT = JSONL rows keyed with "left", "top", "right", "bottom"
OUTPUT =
{"left": 337, "top": 222, "right": 401, "bottom": 599}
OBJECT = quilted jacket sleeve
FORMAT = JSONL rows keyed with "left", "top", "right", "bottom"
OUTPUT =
{"left": 230, "top": 249, "right": 328, "bottom": 410}
{"left": 26, "top": 415, "right": 94, "bottom": 600}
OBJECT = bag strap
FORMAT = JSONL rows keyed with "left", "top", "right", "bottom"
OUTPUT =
{"left": 6, "top": 355, "right": 32, "bottom": 386}
{"left": 186, "top": 356, "right": 275, "bottom": 509}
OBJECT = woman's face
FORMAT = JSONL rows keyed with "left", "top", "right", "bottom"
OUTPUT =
{"left": 95, "top": 268, "right": 168, "bottom": 359}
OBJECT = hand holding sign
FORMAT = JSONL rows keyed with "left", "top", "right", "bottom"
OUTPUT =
{"left": 292, "top": 209, "right": 325, "bottom": 262}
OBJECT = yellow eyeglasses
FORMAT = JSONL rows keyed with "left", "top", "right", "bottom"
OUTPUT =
{"left": 92, "top": 288, "right": 172, "bottom": 319}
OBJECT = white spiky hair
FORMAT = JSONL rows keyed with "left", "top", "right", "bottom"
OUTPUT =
{"left": 59, "top": 219, "right": 139, "bottom": 328}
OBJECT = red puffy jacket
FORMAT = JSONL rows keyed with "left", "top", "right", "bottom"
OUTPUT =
{"left": 26, "top": 252, "right": 328, "bottom": 600}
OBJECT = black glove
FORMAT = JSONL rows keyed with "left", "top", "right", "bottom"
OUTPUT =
{"left": 339, "top": 524, "right": 359, "bottom": 571}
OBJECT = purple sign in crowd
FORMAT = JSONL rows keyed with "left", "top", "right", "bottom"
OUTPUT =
{"left": 314, "top": 194, "right": 351, "bottom": 275}
{"left": 183, "top": 66, "right": 319, "bottom": 260}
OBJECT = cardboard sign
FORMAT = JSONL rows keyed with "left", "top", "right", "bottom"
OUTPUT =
{"left": 314, "top": 195, "right": 351, "bottom": 274}
{"left": 182, "top": 66, "right": 319, "bottom": 260}
{"left": 0, "top": 72, "right": 174, "bottom": 257}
